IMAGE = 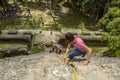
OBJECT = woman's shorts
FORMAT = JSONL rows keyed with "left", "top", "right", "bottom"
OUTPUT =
{"left": 68, "top": 47, "right": 86, "bottom": 59}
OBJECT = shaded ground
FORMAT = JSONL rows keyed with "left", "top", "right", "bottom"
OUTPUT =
{"left": 0, "top": 49, "right": 120, "bottom": 80}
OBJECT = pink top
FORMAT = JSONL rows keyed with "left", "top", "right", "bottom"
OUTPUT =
{"left": 70, "top": 36, "right": 85, "bottom": 52}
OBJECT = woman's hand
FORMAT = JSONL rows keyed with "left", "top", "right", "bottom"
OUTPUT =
{"left": 83, "top": 60, "right": 89, "bottom": 66}
{"left": 64, "top": 55, "right": 70, "bottom": 61}
{"left": 64, "top": 55, "right": 67, "bottom": 60}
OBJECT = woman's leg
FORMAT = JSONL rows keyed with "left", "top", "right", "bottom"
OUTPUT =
{"left": 68, "top": 47, "right": 86, "bottom": 59}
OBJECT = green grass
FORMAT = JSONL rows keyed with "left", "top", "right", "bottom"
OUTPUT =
{"left": 0, "top": 10, "right": 97, "bottom": 31}
{"left": 40, "top": 12, "right": 97, "bottom": 31}
{"left": 91, "top": 47, "right": 106, "bottom": 56}
{"left": 27, "top": 34, "right": 44, "bottom": 54}
{"left": 0, "top": 0, "right": 99, "bottom": 31}
{"left": 0, "top": 41, "right": 27, "bottom": 49}
{"left": 0, "top": 17, "right": 41, "bottom": 30}
{"left": 103, "top": 50, "right": 120, "bottom": 58}
{"left": 57, "top": 12, "right": 96, "bottom": 28}
{"left": 29, "top": 46, "right": 42, "bottom": 53}
{"left": 92, "top": 47, "right": 102, "bottom": 53}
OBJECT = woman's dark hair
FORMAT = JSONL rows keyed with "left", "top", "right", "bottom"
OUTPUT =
{"left": 65, "top": 32, "right": 74, "bottom": 42}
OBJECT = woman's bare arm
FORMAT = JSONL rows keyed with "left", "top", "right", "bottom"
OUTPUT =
{"left": 65, "top": 43, "right": 71, "bottom": 55}
{"left": 83, "top": 45, "right": 92, "bottom": 65}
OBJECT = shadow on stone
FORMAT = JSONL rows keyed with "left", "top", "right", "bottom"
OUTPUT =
{"left": 71, "top": 58, "right": 86, "bottom": 62}
{"left": 0, "top": 46, "right": 29, "bottom": 58}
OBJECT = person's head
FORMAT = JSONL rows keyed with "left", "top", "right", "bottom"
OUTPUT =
{"left": 65, "top": 32, "right": 74, "bottom": 43}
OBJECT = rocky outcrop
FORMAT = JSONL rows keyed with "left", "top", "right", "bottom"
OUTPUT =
{"left": 0, "top": 51, "right": 119, "bottom": 80}
{"left": 0, "top": 34, "right": 32, "bottom": 42}
{"left": 0, "top": 30, "right": 41, "bottom": 35}
{"left": 9, "top": 46, "right": 28, "bottom": 55}
{"left": 34, "top": 31, "right": 61, "bottom": 46}
{"left": 0, "top": 46, "right": 28, "bottom": 58}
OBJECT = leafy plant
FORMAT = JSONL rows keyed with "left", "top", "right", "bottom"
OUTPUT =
{"left": 115, "top": 50, "right": 120, "bottom": 58}
{"left": 29, "top": 46, "right": 42, "bottom": 53}
{"left": 98, "top": 7, "right": 120, "bottom": 31}
{"left": 106, "top": 17, "right": 120, "bottom": 32}
{"left": 102, "top": 33, "right": 120, "bottom": 51}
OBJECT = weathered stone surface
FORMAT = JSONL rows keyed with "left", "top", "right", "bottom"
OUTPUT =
{"left": 95, "top": 31, "right": 104, "bottom": 35}
{"left": 34, "top": 31, "right": 61, "bottom": 46}
{"left": 9, "top": 46, "right": 28, "bottom": 55}
{"left": 0, "top": 51, "right": 119, "bottom": 80}
{"left": 0, "top": 46, "right": 28, "bottom": 58}
{"left": 0, "top": 30, "right": 41, "bottom": 35}
{"left": 0, "top": 52, "right": 73, "bottom": 80}
{"left": 79, "top": 35, "right": 102, "bottom": 40}
{"left": 81, "top": 32, "right": 91, "bottom": 35}
{"left": 0, "top": 34, "right": 32, "bottom": 42}
{"left": 18, "top": 30, "right": 41, "bottom": 35}
{"left": 0, "top": 49, "right": 10, "bottom": 58}
{"left": 7, "top": 30, "right": 18, "bottom": 34}
{"left": 1, "top": 30, "right": 9, "bottom": 34}
{"left": 34, "top": 31, "right": 106, "bottom": 47}
{"left": 0, "top": 49, "right": 8, "bottom": 54}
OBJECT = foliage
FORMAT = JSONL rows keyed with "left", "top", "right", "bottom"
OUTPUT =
{"left": 110, "top": 0, "right": 120, "bottom": 8}
{"left": 0, "top": 41, "right": 27, "bottom": 50}
{"left": 81, "top": 0, "right": 106, "bottom": 19}
{"left": 92, "top": 47, "right": 102, "bottom": 54}
{"left": 81, "top": 0, "right": 95, "bottom": 14}
{"left": 106, "top": 17, "right": 120, "bottom": 32}
{"left": 0, "top": 0, "right": 8, "bottom": 8}
{"left": 29, "top": 46, "right": 42, "bottom": 53}
{"left": 108, "top": 36, "right": 120, "bottom": 51}
{"left": 97, "top": 0, "right": 120, "bottom": 30}
{"left": 98, "top": 7, "right": 120, "bottom": 54}
{"left": 98, "top": 7, "right": 120, "bottom": 31}
{"left": 115, "top": 50, "right": 120, "bottom": 58}
{"left": 102, "top": 34, "right": 120, "bottom": 57}
{"left": 57, "top": 24, "right": 66, "bottom": 28}
{"left": 103, "top": 49, "right": 120, "bottom": 58}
